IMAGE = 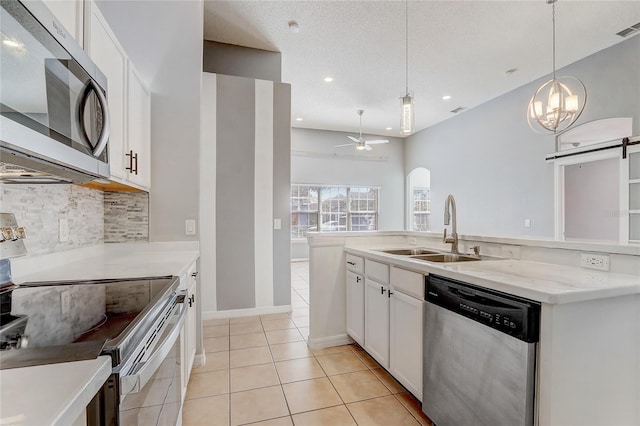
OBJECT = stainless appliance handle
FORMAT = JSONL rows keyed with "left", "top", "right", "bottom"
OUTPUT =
{"left": 120, "top": 301, "right": 186, "bottom": 395}
{"left": 79, "top": 79, "right": 110, "bottom": 158}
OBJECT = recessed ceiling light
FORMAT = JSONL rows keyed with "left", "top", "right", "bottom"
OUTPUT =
{"left": 324, "top": 77, "right": 333, "bottom": 83}
{"left": 386, "top": 127, "right": 392, "bottom": 130}
{"left": 295, "top": 117, "right": 303, "bottom": 121}
{"left": 288, "top": 21, "right": 299, "bottom": 33}
{"left": 442, "top": 95, "right": 452, "bottom": 101}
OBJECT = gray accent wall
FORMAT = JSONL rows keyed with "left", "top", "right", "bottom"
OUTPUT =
{"left": 273, "top": 84, "right": 292, "bottom": 306}
{"left": 216, "top": 75, "right": 256, "bottom": 310}
{"left": 405, "top": 36, "right": 640, "bottom": 239}
{"left": 203, "top": 73, "right": 292, "bottom": 313}
{"left": 96, "top": 0, "right": 204, "bottom": 243}
{"left": 203, "top": 41, "right": 282, "bottom": 83}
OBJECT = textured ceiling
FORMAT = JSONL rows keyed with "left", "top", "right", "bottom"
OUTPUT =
{"left": 204, "top": 1, "right": 639, "bottom": 137}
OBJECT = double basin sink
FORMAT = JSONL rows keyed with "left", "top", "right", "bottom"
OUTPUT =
{"left": 379, "top": 248, "right": 485, "bottom": 263}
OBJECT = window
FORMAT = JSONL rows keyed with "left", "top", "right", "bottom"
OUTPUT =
{"left": 407, "top": 168, "right": 431, "bottom": 232}
{"left": 291, "top": 184, "right": 379, "bottom": 238}
{"left": 412, "top": 188, "right": 431, "bottom": 231}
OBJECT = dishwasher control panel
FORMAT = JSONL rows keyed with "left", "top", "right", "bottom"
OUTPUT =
{"left": 426, "top": 275, "right": 540, "bottom": 343}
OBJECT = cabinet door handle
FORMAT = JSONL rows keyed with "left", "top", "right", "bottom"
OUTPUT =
{"left": 388, "top": 290, "right": 393, "bottom": 298}
{"left": 381, "top": 287, "right": 385, "bottom": 294}
{"left": 356, "top": 276, "right": 361, "bottom": 283}
{"left": 191, "top": 272, "right": 198, "bottom": 278}
{"left": 133, "top": 152, "right": 139, "bottom": 175}
{"left": 347, "top": 261, "right": 356, "bottom": 266}
{"left": 125, "top": 150, "right": 134, "bottom": 173}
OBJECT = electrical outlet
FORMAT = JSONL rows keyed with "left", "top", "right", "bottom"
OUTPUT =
{"left": 58, "top": 218, "right": 69, "bottom": 242}
{"left": 60, "top": 290, "right": 71, "bottom": 315}
{"left": 501, "top": 245, "right": 521, "bottom": 259}
{"left": 274, "top": 218, "right": 282, "bottom": 230}
{"left": 580, "top": 253, "right": 610, "bottom": 271}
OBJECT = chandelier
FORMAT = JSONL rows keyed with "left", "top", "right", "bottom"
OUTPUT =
{"left": 527, "top": 0, "right": 587, "bottom": 134}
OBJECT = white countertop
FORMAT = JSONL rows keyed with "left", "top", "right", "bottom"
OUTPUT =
{"left": 345, "top": 246, "right": 640, "bottom": 304}
{"left": 2, "top": 242, "right": 200, "bottom": 424}
{"left": 11, "top": 242, "right": 200, "bottom": 283}
{"left": 0, "top": 356, "right": 112, "bottom": 426}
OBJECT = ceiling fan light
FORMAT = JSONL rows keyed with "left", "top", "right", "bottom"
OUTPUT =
{"left": 356, "top": 144, "right": 366, "bottom": 151}
{"left": 401, "top": 94, "right": 414, "bottom": 135}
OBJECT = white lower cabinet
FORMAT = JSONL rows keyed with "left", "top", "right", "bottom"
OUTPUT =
{"left": 364, "top": 278, "right": 390, "bottom": 369}
{"left": 389, "top": 288, "right": 424, "bottom": 401}
{"left": 181, "top": 262, "right": 198, "bottom": 399}
{"left": 347, "top": 254, "right": 425, "bottom": 401}
{"left": 346, "top": 270, "right": 365, "bottom": 346}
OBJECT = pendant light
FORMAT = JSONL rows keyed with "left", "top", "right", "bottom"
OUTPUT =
{"left": 400, "top": 0, "right": 414, "bottom": 135}
{"left": 527, "top": 0, "right": 586, "bottom": 135}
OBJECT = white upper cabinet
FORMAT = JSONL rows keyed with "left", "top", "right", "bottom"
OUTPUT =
{"left": 84, "top": 0, "right": 151, "bottom": 191}
{"left": 126, "top": 66, "right": 151, "bottom": 189}
{"left": 42, "top": 0, "right": 84, "bottom": 45}
{"left": 84, "top": 1, "right": 127, "bottom": 181}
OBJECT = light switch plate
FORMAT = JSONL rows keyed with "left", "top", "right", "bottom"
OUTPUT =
{"left": 274, "top": 218, "right": 282, "bottom": 230}
{"left": 185, "top": 220, "right": 196, "bottom": 236}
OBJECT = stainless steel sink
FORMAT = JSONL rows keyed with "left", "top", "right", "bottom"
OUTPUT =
{"left": 410, "top": 253, "right": 482, "bottom": 263}
{"left": 380, "top": 248, "right": 442, "bottom": 256}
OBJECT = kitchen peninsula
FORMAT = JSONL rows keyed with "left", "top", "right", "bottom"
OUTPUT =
{"left": 307, "top": 230, "right": 640, "bottom": 426}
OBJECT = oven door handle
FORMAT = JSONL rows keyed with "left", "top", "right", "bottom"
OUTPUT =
{"left": 120, "top": 301, "right": 187, "bottom": 395}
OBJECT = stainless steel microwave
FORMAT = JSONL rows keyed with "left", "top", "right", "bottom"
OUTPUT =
{"left": 0, "top": 0, "right": 110, "bottom": 183}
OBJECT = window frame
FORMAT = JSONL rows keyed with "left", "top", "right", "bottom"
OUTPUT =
{"left": 290, "top": 184, "right": 380, "bottom": 239}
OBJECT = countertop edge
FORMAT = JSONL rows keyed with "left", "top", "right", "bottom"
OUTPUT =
{"left": 344, "top": 246, "right": 640, "bottom": 304}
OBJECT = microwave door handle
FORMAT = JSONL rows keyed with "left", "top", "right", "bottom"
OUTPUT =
{"left": 79, "top": 79, "right": 110, "bottom": 158}
{"left": 119, "top": 302, "right": 187, "bottom": 395}
{"left": 89, "top": 79, "right": 110, "bottom": 158}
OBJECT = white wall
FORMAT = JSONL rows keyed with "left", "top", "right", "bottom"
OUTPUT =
{"left": 565, "top": 158, "right": 619, "bottom": 242}
{"left": 291, "top": 127, "right": 405, "bottom": 258}
{"left": 405, "top": 36, "right": 639, "bottom": 239}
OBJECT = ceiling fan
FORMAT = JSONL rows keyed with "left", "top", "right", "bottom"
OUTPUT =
{"left": 335, "top": 110, "right": 389, "bottom": 151}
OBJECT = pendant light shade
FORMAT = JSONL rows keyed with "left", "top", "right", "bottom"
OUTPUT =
{"left": 527, "top": 0, "right": 587, "bottom": 134}
{"left": 401, "top": 94, "right": 414, "bottom": 135}
{"left": 400, "top": 0, "right": 414, "bottom": 135}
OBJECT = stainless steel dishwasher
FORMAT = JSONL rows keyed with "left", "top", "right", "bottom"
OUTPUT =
{"left": 422, "top": 274, "right": 540, "bottom": 426}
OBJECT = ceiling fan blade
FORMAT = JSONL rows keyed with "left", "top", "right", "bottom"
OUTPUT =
{"left": 364, "top": 144, "right": 373, "bottom": 151}
{"left": 347, "top": 136, "right": 360, "bottom": 143}
{"left": 365, "top": 139, "right": 390, "bottom": 145}
{"left": 335, "top": 143, "right": 356, "bottom": 148}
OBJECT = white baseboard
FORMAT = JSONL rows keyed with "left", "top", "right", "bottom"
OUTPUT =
{"left": 202, "top": 304, "right": 292, "bottom": 320}
{"left": 194, "top": 351, "right": 206, "bottom": 368}
{"left": 308, "top": 333, "right": 354, "bottom": 350}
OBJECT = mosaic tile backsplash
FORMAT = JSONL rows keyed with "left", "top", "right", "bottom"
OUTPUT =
{"left": 0, "top": 184, "right": 150, "bottom": 257}
{"left": 104, "top": 191, "right": 149, "bottom": 242}
{"left": 0, "top": 184, "right": 104, "bottom": 256}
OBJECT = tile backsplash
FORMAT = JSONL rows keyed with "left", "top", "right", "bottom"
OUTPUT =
{"left": 0, "top": 184, "right": 150, "bottom": 257}
{"left": 104, "top": 191, "right": 149, "bottom": 242}
{"left": 1, "top": 184, "right": 104, "bottom": 256}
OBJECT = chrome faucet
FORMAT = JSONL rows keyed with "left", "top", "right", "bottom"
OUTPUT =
{"left": 443, "top": 194, "right": 459, "bottom": 254}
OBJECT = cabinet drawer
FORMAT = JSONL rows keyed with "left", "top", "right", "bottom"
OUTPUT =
{"left": 346, "top": 254, "right": 364, "bottom": 274}
{"left": 390, "top": 267, "right": 424, "bottom": 299}
{"left": 366, "top": 259, "right": 389, "bottom": 284}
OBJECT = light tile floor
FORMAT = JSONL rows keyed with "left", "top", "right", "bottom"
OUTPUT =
{"left": 183, "top": 261, "right": 433, "bottom": 426}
